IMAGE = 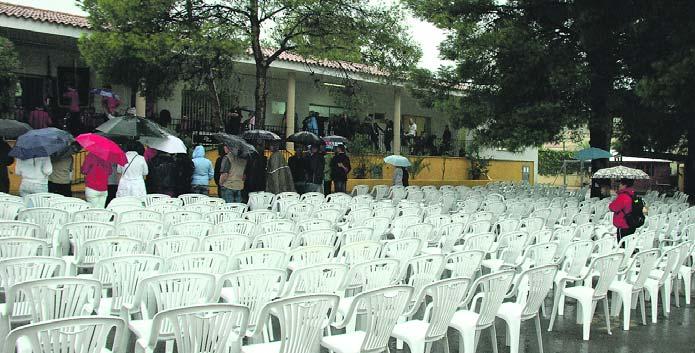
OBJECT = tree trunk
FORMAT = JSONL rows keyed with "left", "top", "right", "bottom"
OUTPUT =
{"left": 685, "top": 124, "right": 695, "bottom": 203}
{"left": 587, "top": 70, "right": 614, "bottom": 199}
{"left": 254, "top": 64, "right": 268, "bottom": 128}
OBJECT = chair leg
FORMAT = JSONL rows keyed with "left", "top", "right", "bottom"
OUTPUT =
{"left": 548, "top": 288, "right": 561, "bottom": 332}
{"left": 639, "top": 291, "right": 647, "bottom": 325}
{"left": 663, "top": 279, "right": 672, "bottom": 316}
{"left": 683, "top": 271, "right": 692, "bottom": 305}
{"left": 490, "top": 324, "right": 499, "bottom": 353}
{"left": 442, "top": 334, "right": 450, "bottom": 353}
{"left": 610, "top": 291, "right": 622, "bottom": 317}
{"left": 460, "top": 330, "right": 476, "bottom": 353}
{"left": 580, "top": 300, "right": 595, "bottom": 341}
{"left": 603, "top": 298, "right": 612, "bottom": 335}
{"left": 506, "top": 318, "right": 520, "bottom": 353}
{"left": 535, "top": 314, "right": 545, "bottom": 353}
{"left": 648, "top": 287, "right": 659, "bottom": 324}
{"left": 675, "top": 276, "right": 681, "bottom": 308}
{"left": 621, "top": 292, "right": 632, "bottom": 331}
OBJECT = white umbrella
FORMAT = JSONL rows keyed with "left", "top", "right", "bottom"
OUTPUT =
{"left": 140, "top": 135, "right": 187, "bottom": 154}
{"left": 592, "top": 165, "right": 650, "bottom": 180}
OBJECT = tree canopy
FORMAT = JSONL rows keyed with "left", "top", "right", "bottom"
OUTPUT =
{"left": 0, "top": 36, "right": 19, "bottom": 118}
{"left": 79, "top": 0, "right": 421, "bottom": 126}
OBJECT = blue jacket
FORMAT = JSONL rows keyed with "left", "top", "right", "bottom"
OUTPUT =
{"left": 191, "top": 146, "right": 214, "bottom": 185}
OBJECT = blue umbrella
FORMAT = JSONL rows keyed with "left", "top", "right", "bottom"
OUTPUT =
{"left": 9, "top": 128, "right": 75, "bottom": 160}
{"left": 574, "top": 147, "right": 612, "bottom": 161}
{"left": 384, "top": 155, "right": 411, "bottom": 167}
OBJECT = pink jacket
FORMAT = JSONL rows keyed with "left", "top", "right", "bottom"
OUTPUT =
{"left": 609, "top": 187, "right": 635, "bottom": 229}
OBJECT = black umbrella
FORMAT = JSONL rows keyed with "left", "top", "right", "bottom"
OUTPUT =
{"left": 0, "top": 119, "right": 32, "bottom": 139}
{"left": 96, "top": 114, "right": 169, "bottom": 138}
{"left": 242, "top": 129, "right": 281, "bottom": 141}
{"left": 287, "top": 131, "right": 321, "bottom": 145}
{"left": 8, "top": 128, "right": 75, "bottom": 160}
{"left": 322, "top": 135, "right": 348, "bottom": 144}
{"left": 214, "top": 133, "right": 258, "bottom": 158}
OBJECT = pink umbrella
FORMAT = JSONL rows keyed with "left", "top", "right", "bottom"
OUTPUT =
{"left": 75, "top": 133, "right": 127, "bottom": 166}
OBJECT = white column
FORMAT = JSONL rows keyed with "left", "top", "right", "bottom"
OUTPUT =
{"left": 393, "top": 88, "right": 402, "bottom": 155}
{"left": 286, "top": 72, "right": 296, "bottom": 151}
{"left": 135, "top": 91, "right": 146, "bottom": 117}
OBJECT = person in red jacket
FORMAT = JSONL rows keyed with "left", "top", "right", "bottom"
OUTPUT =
{"left": 609, "top": 178, "right": 636, "bottom": 243}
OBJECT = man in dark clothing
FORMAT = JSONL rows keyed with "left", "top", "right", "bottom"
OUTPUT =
{"left": 442, "top": 125, "right": 452, "bottom": 153}
{"left": 304, "top": 144, "right": 324, "bottom": 193}
{"left": 242, "top": 144, "right": 267, "bottom": 201}
{"left": 330, "top": 144, "right": 351, "bottom": 193}
{"left": 174, "top": 153, "right": 194, "bottom": 196}
{"left": 0, "top": 140, "right": 13, "bottom": 193}
{"left": 214, "top": 144, "right": 226, "bottom": 196}
{"left": 384, "top": 120, "right": 394, "bottom": 153}
{"left": 288, "top": 146, "right": 307, "bottom": 194}
{"left": 147, "top": 152, "right": 178, "bottom": 196}
{"left": 225, "top": 111, "right": 241, "bottom": 135}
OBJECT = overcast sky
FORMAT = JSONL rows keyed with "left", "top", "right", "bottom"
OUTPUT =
{"left": 6, "top": 0, "right": 450, "bottom": 70}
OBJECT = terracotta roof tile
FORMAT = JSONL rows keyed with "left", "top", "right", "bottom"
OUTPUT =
{"left": 0, "top": 2, "right": 90, "bottom": 29}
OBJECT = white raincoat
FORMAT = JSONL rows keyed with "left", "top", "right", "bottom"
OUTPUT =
{"left": 116, "top": 151, "right": 148, "bottom": 197}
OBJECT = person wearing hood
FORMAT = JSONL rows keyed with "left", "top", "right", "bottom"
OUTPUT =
{"left": 266, "top": 143, "right": 295, "bottom": 194}
{"left": 219, "top": 145, "right": 247, "bottom": 203}
{"left": 147, "top": 151, "right": 177, "bottom": 196}
{"left": 609, "top": 178, "right": 636, "bottom": 243}
{"left": 288, "top": 145, "right": 307, "bottom": 194}
{"left": 243, "top": 143, "right": 267, "bottom": 201}
{"left": 191, "top": 145, "right": 214, "bottom": 195}
{"left": 116, "top": 141, "right": 148, "bottom": 198}
{"left": 304, "top": 144, "right": 324, "bottom": 193}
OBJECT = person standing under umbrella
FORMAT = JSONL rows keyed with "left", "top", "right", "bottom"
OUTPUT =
{"left": 0, "top": 139, "right": 13, "bottom": 194}
{"left": 214, "top": 144, "right": 225, "bottom": 196}
{"left": 81, "top": 152, "right": 111, "bottom": 208}
{"left": 105, "top": 164, "right": 119, "bottom": 207}
{"left": 305, "top": 144, "right": 324, "bottom": 193}
{"left": 147, "top": 151, "right": 178, "bottom": 196}
{"left": 219, "top": 146, "right": 247, "bottom": 203}
{"left": 48, "top": 151, "right": 73, "bottom": 197}
{"left": 27, "top": 106, "right": 52, "bottom": 129}
{"left": 116, "top": 141, "right": 148, "bottom": 198}
{"left": 393, "top": 166, "right": 409, "bottom": 187}
{"left": 243, "top": 143, "right": 267, "bottom": 202}
{"left": 266, "top": 143, "right": 294, "bottom": 194}
{"left": 174, "top": 153, "right": 194, "bottom": 196}
{"left": 191, "top": 145, "right": 214, "bottom": 195}
{"left": 15, "top": 156, "right": 52, "bottom": 197}
{"left": 330, "top": 145, "right": 351, "bottom": 193}
{"left": 609, "top": 178, "right": 637, "bottom": 243}
{"left": 288, "top": 146, "right": 307, "bottom": 194}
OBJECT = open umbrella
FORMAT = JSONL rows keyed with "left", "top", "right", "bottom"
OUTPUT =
{"left": 140, "top": 135, "right": 188, "bottom": 154}
{"left": 592, "top": 165, "right": 649, "bottom": 180}
{"left": 97, "top": 115, "right": 169, "bottom": 138}
{"left": 287, "top": 131, "right": 321, "bottom": 145}
{"left": 574, "top": 147, "right": 612, "bottom": 161}
{"left": 242, "top": 129, "right": 281, "bottom": 141}
{"left": 8, "top": 128, "right": 75, "bottom": 160}
{"left": 384, "top": 155, "right": 411, "bottom": 167}
{"left": 90, "top": 88, "right": 120, "bottom": 100}
{"left": 76, "top": 133, "right": 127, "bottom": 166}
{"left": 214, "top": 133, "right": 258, "bottom": 157}
{"left": 322, "top": 135, "right": 348, "bottom": 145}
{"left": 0, "top": 120, "right": 32, "bottom": 139}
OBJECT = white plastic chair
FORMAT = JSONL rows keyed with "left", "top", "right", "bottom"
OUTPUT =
{"left": 118, "top": 209, "right": 162, "bottom": 224}
{"left": 297, "top": 219, "right": 333, "bottom": 232}
{"left": 7, "top": 277, "right": 101, "bottom": 322}
{"left": 390, "top": 215, "right": 421, "bottom": 239}
{"left": 23, "top": 192, "right": 63, "bottom": 208}
{"left": 4, "top": 316, "right": 126, "bottom": 353}
{"left": 60, "top": 221, "right": 116, "bottom": 257}
{"left": 147, "top": 202, "right": 181, "bottom": 214}
{"left": 335, "top": 241, "right": 382, "bottom": 266}
{"left": 449, "top": 269, "right": 516, "bottom": 353}
{"left": 321, "top": 286, "right": 413, "bottom": 353}
{"left": 230, "top": 248, "right": 287, "bottom": 270}
{"left": 295, "top": 229, "right": 339, "bottom": 248}
{"left": 163, "top": 210, "right": 203, "bottom": 229}
{"left": 608, "top": 249, "right": 660, "bottom": 330}
{"left": 182, "top": 203, "right": 214, "bottom": 214}
{"left": 73, "top": 208, "right": 117, "bottom": 223}
{"left": 135, "top": 304, "right": 249, "bottom": 353}
{"left": 371, "top": 185, "right": 389, "bottom": 201}
{"left": 94, "top": 255, "right": 163, "bottom": 316}
{"left": 245, "top": 210, "right": 277, "bottom": 223}
{"left": 219, "top": 268, "right": 286, "bottom": 337}
{"left": 252, "top": 231, "right": 296, "bottom": 250}
{"left": 496, "top": 265, "right": 558, "bottom": 353}
{"left": 312, "top": 208, "right": 344, "bottom": 224}
{"left": 444, "top": 250, "right": 485, "bottom": 279}
{"left": 51, "top": 198, "right": 90, "bottom": 214}
{"left": 108, "top": 196, "right": 143, "bottom": 208}
{"left": 241, "top": 294, "right": 339, "bottom": 353}
{"left": 282, "top": 263, "right": 347, "bottom": 297}
{"left": 643, "top": 246, "right": 681, "bottom": 323}
{"left": 116, "top": 220, "right": 164, "bottom": 243}
{"left": 548, "top": 252, "right": 624, "bottom": 340}
{"left": 401, "top": 255, "right": 445, "bottom": 309}
{"left": 178, "top": 193, "right": 208, "bottom": 206}
{"left": 217, "top": 202, "right": 249, "bottom": 213}
{"left": 200, "top": 234, "right": 249, "bottom": 256}
{"left": 18, "top": 208, "right": 69, "bottom": 249}
{"left": 287, "top": 245, "right": 335, "bottom": 271}
{"left": 372, "top": 205, "right": 396, "bottom": 220}
{"left": 214, "top": 220, "right": 257, "bottom": 237}
{"left": 256, "top": 219, "right": 297, "bottom": 235}
{"left": 481, "top": 231, "right": 529, "bottom": 272}
{"left": 553, "top": 240, "right": 594, "bottom": 316}
{"left": 169, "top": 220, "right": 213, "bottom": 237}
{"left": 300, "top": 192, "right": 325, "bottom": 205}
{"left": 164, "top": 251, "right": 228, "bottom": 274}
{"left": 151, "top": 236, "right": 200, "bottom": 258}
{"left": 0, "top": 237, "right": 46, "bottom": 258}
{"left": 196, "top": 197, "right": 226, "bottom": 207}
{"left": 0, "top": 201, "right": 25, "bottom": 221}
{"left": 381, "top": 238, "right": 422, "bottom": 267}
{"left": 0, "top": 256, "right": 65, "bottom": 294}
{"left": 65, "top": 236, "right": 144, "bottom": 275}
{"left": 144, "top": 194, "right": 171, "bottom": 207}
{"left": 340, "top": 226, "right": 377, "bottom": 246}
{"left": 207, "top": 210, "right": 243, "bottom": 224}
{"left": 285, "top": 202, "right": 315, "bottom": 222}
{"left": 391, "top": 277, "right": 471, "bottom": 353}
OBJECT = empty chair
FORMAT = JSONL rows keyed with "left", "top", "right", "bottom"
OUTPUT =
{"left": 295, "top": 229, "right": 339, "bottom": 247}
{"left": 23, "top": 192, "right": 63, "bottom": 208}
{"left": 0, "top": 257, "right": 65, "bottom": 295}
{"left": 241, "top": 294, "right": 339, "bottom": 353}
{"left": 372, "top": 205, "right": 397, "bottom": 220}
{"left": 0, "top": 237, "right": 45, "bottom": 258}
{"left": 297, "top": 219, "right": 333, "bottom": 232}
{"left": 230, "top": 248, "right": 287, "bottom": 270}
{"left": 285, "top": 202, "right": 315, "bottom": 222}
{"left": 4, "top": 317, "right": 126, "bottom": 353}
{"left": 200, "top": 234, "right": 249, "bottom": 256}
{"left": 256, "top": 219, "right": 297, "bottom": 235}
{"left": 164, "top": 252, "right": 228, "bottom": 274}
{"left": 390, "top": 215, "right": 421, "bottom": 239}
{"left": 217, "top": 202, "right": 249, "bottom": 214}
{"left": 169, "top": 220, "right": 214, "bottom": 237}
{"left": 301, "top": 192, "right": 326, "bottom": 206}
{"left": 94, "top": 255, "right": 163, "bottom": 315}
{"left": 147, "top": 202, "right": 181, "bottom": 214}
{"left": 108, "top": 196, "right": 143, "bottom": 208}
{"left": 252, "top": 231, "right": 296, "bottom": 250}
{"left": 214, "top": 219, "right": 257, "bottom": 237}
{"left": 182, "top": 203, "right": 214, "bottom": 214}
{"left": 401, "top": 255, "right": 445, "bottom": 309}
{"left": 339, "top": 259, "right": 402, "bottom": 321}
{"left": 519, "top": 242, "right": 559, "bottom": 269}
{"left": 458, "top": 232, "right": 495, "bottom": 253}
{"left": 494, "top": 218, "right": 520, "bottom": 235}
{"left": 245, "top": 210, "right": 277, "bottom": 223}
{"left": 363, "top": 217, "right": 391, "bottom": 239}
{"left": 116, "top": 220, "right": 164, "bottom": 243}
{"left": 5, "top": 277, "right": 101, "bottom": 322}
{"left": 151, "top": 236, "right": 200, "bottom": 258}
{"left": 195, "top": 197, "right": 226, "bottom": 207}
{"left": 219, "top": 268, "right": 286, "bottom": 337}
{"left": 482, "top": 231, "right": 529, "bottom": 272}
{"left": 72, "top": 208, "right": 117, "bottom": 223}
{"left": 0, "top": 201, "right": 25, "bottom": 221}
{"left": 287, "top": 245, "right": 335, "bottom": 271}
{"left": 321, "top": 286, "right": 414, "bottom": 353}
{"left": 163, "top": 210, "right": 203, "bottom": 228}
{"left": 178, "top": 193, "right": 208, "bottom": 206}
{"left": 312, "top": 208, "right": 344, "bottom": 223}
{"left": 496, "top": 265, "right": 558, "bottom": 353}
{"left": 144, "top": 194, "right": 171, "bottom": 207}
{"left": 59, "top": 221, "right": 115, "bottom": 257}
{"left": 340, "top": 226, "right": 377, "bottom": 246}
{"left": 335, "top": 241, "right": 382, "bottom": 266}
{"left": 391, "top": 278, "right": 472, "bottom": 353}
{"left": 444, "top": 250, "right": 485, "bottom": 279}
{"left": 18, "top": 208, "right": 69, "bottom": 246}
{"left": 609, "top": 249, "right": 660, "bottom": 331}
{"left": 549, "top": 252, "right": 624, "bottom": 340}
{"left": 402, "top": 223, "right": 435, "bottom": 244}
{"left": 371, "top": 185, "right": 389, "bottom": 201}
{"left": 135, "top": 304, "right": 249, "bottom": 353}
{"left": 283, "top": 263, "right": 348, "bottom": 297}
{"left": 381, "top": 239, "right": 422, "bottom": 266}
{"left": 248, "top": 192, "right": 275, "bottom": 211}
{"left": 118, "top": 209, "right": 162, "bottom": 223}
{"left": 207, "top": 210, "right": 243, "bottom": 224}
{"left": 466, "top": 220, "right": 491, "bottom": 235}
{"left": 643, "top": 246, "right": 681, "bottom": 323}
{"left": 351, "top": 184, "right": 370, "bottom": 196}
{"left": 51, "top": 198, "right": 90, "bottom": 214}
{"left": 66, "top": 237, "right": 144, "bottom": 275}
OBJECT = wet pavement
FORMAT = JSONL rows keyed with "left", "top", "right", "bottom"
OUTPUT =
{"left": 383, "top": 297, "right": 695, "bottom": 353}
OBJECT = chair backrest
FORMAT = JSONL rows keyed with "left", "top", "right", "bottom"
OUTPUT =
{"left": 296, "top": 229, "right": 339, "bottom": 247}
{"left": 283, "top": 263, "right": 347, "bottom": 297}
{"left": 108, "top": 196, "right": 143, "bottom": 208}
{"left": 0, "top": 237, "right": 46, "bottom": 258}
{"left": 362, "top": 217, "right": 391, "bottom": 239}
{"left": 372, "top": 206, "right": 396, "bottom": 220}
{"left": 624, "top": 249, "right": 661, "bottom": 290}
{"left": 219, "top": 268, "right": 286, "bottom": 327}
{"left": 213, "top": 219, "right": 257, "bottom": 237}
{"left": 553, "top": 226, "right": 578, "bottom": 257}
{"left": 23, "top": 192, "right": 64, "bottom": 208}
{"left": 206, "top": 210, "right": 242, "bottom": 225}
{"left": 418, "top": 278, "right": 471, "bottom": 342}
{"left": 344, "top": 207, "right": 373, "bottom": 226}
{"left": 560, "top": 240, "right": 594, "bottom": 276}
{"left": 296, "top": 219, "right": 333, "bottom": 232}
{"left": 0, "top": 200, "right": 25, "bottom": 220}
{"left": 164, "top": 252, "right": 228, "bottom": 274}
{"left": 0, "top": 256, "right": 65, "bottom": 293}
{"left": 148, "top": 304, "right": 249, "bottom": 353}
{"left": 371, "top": 185, "right": 389, "bottom": 201}
{"left": 391, "top": 215, "right": 421, "bottom": 239}
{"left": 444, "top": 250, "right": 484, "bottom": 279}
{"left": 312, "top": 208, "right": 343, "bottom": 224}
{"left": 179, "top": 193, "right": 208, "bottom": 206}
{"left": 62, "top": 221, "right": 116, "bottom": 254}
{"left": 515, "top": 265, "right": 558, "bottom": 320}
{"left": 496, "top": 231, "right": 530, "bottom": 265}
{"left": 8, "top": 277, "right": 101, "bottom": 322}
{"left": 255, "top": 294, "right": 339, "bottom": 353}
{"left": 51, "top": 198, "right": 90, "bottom": 214}
{"left": 169, "top": 220, "right": 214, "bottom": 237}
{"left": 163, "top": 210, "right": 203, "bottom": 228}
{"left": 116, "top": 220, "right": 164, "bottom": 243}
{"left": 494, "top": 218, "right": 520, "bottom": 235}
{"left": 346, "top": 286, "right": 414, "bottom": 353}
{"left": 286, "top": 202, "right": 315, "bottom": 222}
{"left": 522, "top": 242, "right": 559, "bottom": 268}
{"left": 245, "top": 210, "right": 277, "bottom": 223}
{"left": 574, "top": 223, "right": 595, "bottom": 241}
{"left": 200, "top": 234, "right": 249, "bottom": 256}
{"left": 466, "top": 220, "right": 492, "bottom": 234}
{"left": 18, "top": 208, "right": 70, "bottom": 240}
{"left": 403, "top": 255, "right": 445, "bottom": 298}
{"left": 341, "top": 226, "right": 377, "bottom": 245}
{"left": 256, "top": 219, "right": 297, "bottom": 235}
{"left": 73, "top": 209, "right": 117, "bottom": 223}
{"left": 587, "top": 253, "right": 624, "bottom": 299}
{"left": 4, "top": 316, "right": 126, "bottom": 353}
{"left": 93, "top": 255, "right": 163, "bottom": 314}
{"left": 230, "top": 248, "right": 287, "bottom": 270}
{"left": 248, "top": 191, "right": 275, "bottom": 210}
{"left": 146, "top": 202, "right": 181, "bottom": 214}
{"left": 77, "top": 237, "right": 144, "bottom": 268}
{"left": 654, "top": 247, "right": 681, "bottom": 284}
{"left": 151, "top": 236, "right": 200, "bottom": 258}
{"left": 252, "top": 231, "right": 296, "bottom": 250}
{"left": 118, "top": 209, "right": 162, "bottom": 223}
{"left": 336, "top": 241, "right": 382, "bottom": 266}
{"left": 343, "top": 258, "right": 401, "bottom": 293}
{"left": 144, "top": 194, "right": 171, "bottom": 207}
{"left": 462, "top": 232, "right": 496, "bottom": 253}
{"left": 301, "top": 192, "right": 326, "bottom": 205}
{"left": 287, "top": 245, "right": 334, "bottom": 269}
{"left": 465, "top": 269, "right": 516, "bottom": 330}
{"left": 382, "top": 238, "right": 422, "bottom": 264}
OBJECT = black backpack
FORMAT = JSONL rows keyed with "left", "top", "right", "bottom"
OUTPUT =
{"left": 624, "top": 195, "right": 646, "bottom": 229}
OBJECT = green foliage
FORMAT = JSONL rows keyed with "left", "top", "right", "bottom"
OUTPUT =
{"left": 408, "top": 157, "right": 430, "bottom": 180}
{"left": 538, "top": 150, "right": 581, "bottom": 176}
{"left": 348, "top": 133, "right": 381, "bottom": 179}
{"left": 463, "top": 140, "right": 490, "bottom": 180}
{"left": 0, "top": 36, "right": 19, "bottom": 117}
